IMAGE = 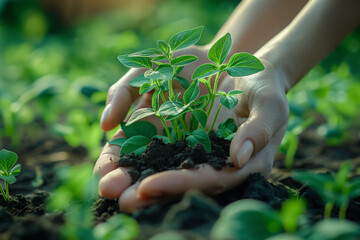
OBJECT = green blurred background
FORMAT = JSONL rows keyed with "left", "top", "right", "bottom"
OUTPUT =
{"left": 0, "top": 0, "right": 359, "bottom": 162}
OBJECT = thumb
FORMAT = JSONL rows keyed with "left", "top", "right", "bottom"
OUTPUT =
{"left": 229, "top": 95, "right": 288, "bottom": 168}
{"left": 100, "top": 68, "right": 145, "bottom": 131}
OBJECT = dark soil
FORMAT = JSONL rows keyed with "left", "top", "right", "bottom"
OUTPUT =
{"left": 117, "top": 132, "right": 233, "bottom": 183}
{"left": 1, "top": 123, "right": 360, "bottom": 239}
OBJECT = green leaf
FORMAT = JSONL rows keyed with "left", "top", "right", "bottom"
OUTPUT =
{"left": 210, "top": 199, "right": 283, "bottom": 240}
{"left": 216, "top": 118, "right": 237, "bottom": 139}
{"left": 192, "top": 63, "right": 219, "bottom": 80}
{"left": 208, "top": 33, "right": 232, "bottom": 65}
{"left": 169, "top": 26, "right": 204, "bottom": 51}
{"left": 121, "top": 136, "right": 151, "bottom": 155}
{"left": 152, "top": 89, "right": 160, "bottom": 112}
{"left": 108, "top": 138, "right": 126, "bottom": 147}
{"left": 174, "top": 76, "right": 190, "bottom": 90}
{"left": 145, "top": 64, "right": 174, "bottom": 80}
{"left": 10, "top": 164, "right": 21, "bottom": 176}
{"left": 171, "top": 55, "right": 198, "bottom": 67}
{"left": 93, "top": 214, "right": 139, "bottom": 240}
{"left": 0, "top": 175, "right": 16, "bottom": 184}
{"left": 226, "top": 52, "right": 265, "bottom": 77}
{"left": 183, "top": 79, "right": 199, "bottom": 104}
{"left": 220, "top": 95, "right": 238, "bottom": 110}
{"left": 129, "top": 48, "right": 163, "bottom": 58}
{"left": 129, "top": 74, "right": 150, "bottom": 88}
{"left": 139, "top": 82, "right": 155, "bottom": 95}
{"left": 349, "top": 178, "right": 360, "bottom": 199}
{"left": 157, "top": 40, "right": 170, "bottom": 56}
{"left": 186, "top": 129, "right": 211, "bottom": 153}
{"left": 0, "top": 149, "right": 18, "bottom": 173}
{"left": 117, "top": 55, "right": 152, "bottom": 69}
{"left": 192, "top": 109, "right": 208, "bottom": 128}
{"left": 159, "top": 101, "right": 188, "bottom": 116}
{"left": 217, "top": 90, "right": 227, "bottom": 96}
{"left": 307, "top": 219, "right": 360, "bottom": 240}
{"left": 125, "top": 109, "right": 156, "bottom": 127}
{"left": 228, "top": 90, "right": 243, "bottom": 96}
{"left": 292, "top": 172, "right": 333, "bottom": 192}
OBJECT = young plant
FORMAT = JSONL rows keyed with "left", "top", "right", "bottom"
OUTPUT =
{"left": 293, "top": 162, "right": 360, "bottom": 219}
{"left": 114, "top": 26, "right": 264, "bottom": 154}
{"left": 0, "top": 149, "right": 21, "bottom": 201}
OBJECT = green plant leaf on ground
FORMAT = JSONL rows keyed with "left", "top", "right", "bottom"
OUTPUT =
{"left": 186, "top": 129, "right": 211, "bottom": 152}
{"left": 9, "top": 163, "right": 21, "bottom": 176}
{"left": 93, "top": 214, "right": 139, "bottom": 240}
{"left": 208, "top": 33, "right": 231, "bottom": 65}
{"left": 117, "top": 55, "right": 152, "bottom": 69}
{"left": 0, "top": 175, "right": 16, "bottom": 184}
{"left": 126, "top": 108, "right": 156, "bottom": 126}
{"left": 171, "top": 55, "right": 198, "bottom": 67}
{"left": 169, "top": 26, "right": 204, "bottom": 51}
{"left": 121, "top": 121, "right": 157, "bottom": 138}
{"left": 226, "top": 52, "right": 265, "bottom": 77}
{"left": 305, "top": 219, "right": 360, "bottom": 240}
{"left": 120, "top": 136, "right": 151, "bottom": 155}
{"left": 192, "top": 63, "right": 219, "bottom": 80}
{"left": 211, "top": 199, "right": 283, "bottom": 240}
{"left": 216, "top": 118, "right": 237, "bottom": 139}
{"left": 0, "top": 149, "right": 18, "bottom": 173}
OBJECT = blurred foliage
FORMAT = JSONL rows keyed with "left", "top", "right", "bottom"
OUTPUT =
{"left": 0, "top": 0, "right": 359, "bottom": 160}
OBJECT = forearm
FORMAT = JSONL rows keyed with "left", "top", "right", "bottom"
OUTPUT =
{"left": 256, "top": 0, "right": 360, "bottom": 92}
{"left": 212, "top": 0, "right": 308, "bottom": 54}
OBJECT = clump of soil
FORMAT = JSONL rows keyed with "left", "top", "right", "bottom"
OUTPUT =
{"left": 117, "top": 132, "right": 233, "bottom": 183}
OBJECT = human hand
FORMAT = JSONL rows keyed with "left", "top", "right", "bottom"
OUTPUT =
{"left": 94, "top": 56, "right": 289, "bottom": 212}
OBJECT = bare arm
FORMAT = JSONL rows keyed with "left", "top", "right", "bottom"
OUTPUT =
{"left": 256, "top": 0, "right": 360, "bottom": 91}
{"left": 213, "top": 0, "right": 308, "bottom": 54}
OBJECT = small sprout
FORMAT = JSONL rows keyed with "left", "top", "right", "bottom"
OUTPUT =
{"left": 293, "top": 162, "right": 360, "bottom": 219}
{"left": 0, "top": 149, "right": 21, "bottom": 202}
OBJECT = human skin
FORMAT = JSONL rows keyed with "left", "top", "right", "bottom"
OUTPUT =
{"left": 94, "top": 0, "right": 360, "bottom": 212}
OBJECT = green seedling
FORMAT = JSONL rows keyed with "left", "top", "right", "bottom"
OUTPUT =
{"left": 0, "top": 149, "right": 21, "bottom": 202}
{"left": 293, "top": 162, "right": 360, "bottom": 219}
{"left": 210, "top": 198, "right": 306, "bottom": 240}
{"left": 113, "top": 26, "right": 264, "bottom": 154}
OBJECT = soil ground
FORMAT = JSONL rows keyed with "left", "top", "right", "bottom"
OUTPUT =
{"left": 1, "top": 123, "right": 360, "bottom": 239}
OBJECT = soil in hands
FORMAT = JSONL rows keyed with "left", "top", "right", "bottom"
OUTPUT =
{"left": 116, "top": 132, "right": 234, "bottom": 184}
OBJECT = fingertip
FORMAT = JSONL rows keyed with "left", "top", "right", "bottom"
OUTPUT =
{"left": 98, "top": 168, "right": 132, "bottom": 199}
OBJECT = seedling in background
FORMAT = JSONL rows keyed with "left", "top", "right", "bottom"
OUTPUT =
{"left": 0, "top": 149, "right": 21, "bottom": 202}
{"left": 293, "top": 162, "right": 360, "bottom": 219}
{"left": 113, "top": 26, "right": 264, "bottom": 154}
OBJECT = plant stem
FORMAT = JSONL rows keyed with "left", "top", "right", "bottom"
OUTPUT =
{"left": 158, "top": 115, "right": 173, "bottom": 143}
{"left": 324, "top": 202, "right": 334, "bottom": 219}
{"left": 207, "top": 104, "right": 222, "bottom": 134}
{"left": 172, "top": 119, "right": 182, "bottom": 140}
{"left": 168, "top": 78, "right": 174, "bottom": 100}
{"left": 207, "top": 71, "right": 222, "bottom": 118}
{"left": 0, "top": 183, "right": 8, "bottom": 201}
{"left": 154, "top": 80, "right": 167, "bottom": 103}
{"left": 180, "top": 114, "right": 188, "bottom": 133}
{"left": 5, "top": 182, "right": 9, "bottom": 200}
{"left": 339, "top": 204, "right": 348, "bottom": 219}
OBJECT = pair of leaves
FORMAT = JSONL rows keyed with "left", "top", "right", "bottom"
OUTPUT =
{"left": 218, "top": 90, "right": 243, "bottom": 110}
{"left": 0, "top": 149, "right": 21, "bottom": 184}
{"left": 192, "top": 52, "right": 264, "bottom": 80}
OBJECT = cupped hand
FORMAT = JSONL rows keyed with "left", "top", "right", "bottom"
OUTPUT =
{"left": 94, "top": 55, "right": 289, "bottom": 212}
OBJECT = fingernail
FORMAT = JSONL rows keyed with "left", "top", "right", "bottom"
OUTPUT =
{"left": 236, "top": 140, "right": 253, "bottom": 168}
{"left": 101, "top": 104, "right": 112, "bottom": 124}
